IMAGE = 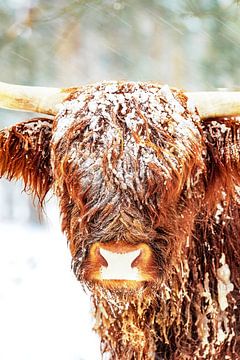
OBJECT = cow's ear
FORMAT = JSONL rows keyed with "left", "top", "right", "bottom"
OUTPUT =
{"left": 0, "top": 117, "right": 53, "bottom": 204}
{"left": 203, "top": 117, "right": 240, "bottom": 204}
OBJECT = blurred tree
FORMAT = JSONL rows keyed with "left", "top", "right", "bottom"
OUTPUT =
{"left": 0, "top": 0, "right": 239, "bottom": 88}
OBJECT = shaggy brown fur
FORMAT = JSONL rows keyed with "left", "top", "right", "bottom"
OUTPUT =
{"left": 0, "top": 118, "right": 53, "bottom": 204}
{"left": 0, "top": 82, "right": 240, "bottom": 359}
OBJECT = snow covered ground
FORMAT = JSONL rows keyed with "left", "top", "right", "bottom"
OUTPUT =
{"left": 0, "top": 200, "right": 101, "bottom": 360}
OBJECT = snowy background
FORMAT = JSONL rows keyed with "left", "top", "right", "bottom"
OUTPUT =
{"left": 0, "top": 192, "right": 101, "bottom": 360}
{"left": 0, "top": 0, "right": 240, "bottom": 359}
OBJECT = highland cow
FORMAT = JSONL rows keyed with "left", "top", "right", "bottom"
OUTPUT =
{"left": 0, "top": 81, "right": 240, "bottom": 359}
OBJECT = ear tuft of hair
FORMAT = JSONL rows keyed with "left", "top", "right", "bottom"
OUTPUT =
{"left": 0, "top": 117, "right": 53, "bottom": 204}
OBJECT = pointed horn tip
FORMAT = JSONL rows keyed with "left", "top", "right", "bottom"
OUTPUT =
{"left": 186, "top": 91, "right": 240, "bottom": 119}
{"left": 0, "top": 83, "right": 80, "bottom": 115}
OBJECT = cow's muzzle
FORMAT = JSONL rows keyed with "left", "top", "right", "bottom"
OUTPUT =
{"left": 84, "top": 241, "right": 156, "bottom": 285}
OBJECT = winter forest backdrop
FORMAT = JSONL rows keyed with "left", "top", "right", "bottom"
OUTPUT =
{"left": 0, "top": 1, "right": 240, "bottom": 359}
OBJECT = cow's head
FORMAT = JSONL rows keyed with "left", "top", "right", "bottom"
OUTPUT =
{"left": 0, "top": 81, "right": 240, "bottom": 358}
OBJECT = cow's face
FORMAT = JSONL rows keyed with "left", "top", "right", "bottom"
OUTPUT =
{"left": 50, "top": 82, "right": 206, "bottom": 289}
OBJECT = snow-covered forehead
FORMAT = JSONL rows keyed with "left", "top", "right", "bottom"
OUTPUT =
{"left": 53, "top": 81, "right": 200, "bottom": 144}
{"left": 52, "top": 82, "right": 202, "bottom": 193}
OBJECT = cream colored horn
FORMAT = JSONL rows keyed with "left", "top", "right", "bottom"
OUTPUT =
{"left": 0, "top": 81, "right": 77, "bottom": 115}
{"left": 186, "top": 91, "right": 240, "bottom": 119}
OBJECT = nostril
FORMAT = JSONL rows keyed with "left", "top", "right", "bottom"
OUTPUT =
{"left": 131, "top": 250, "right": 142, "bottom": 268}
{"left": 96, "top": 248, "right": 108, "bottom": 267}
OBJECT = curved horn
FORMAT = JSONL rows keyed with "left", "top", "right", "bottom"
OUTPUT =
{"left": 0, "top": 81, "right": 77, "bottom": 115}
{"left": 186, "top": 91, "right": 240, "bottom": 119}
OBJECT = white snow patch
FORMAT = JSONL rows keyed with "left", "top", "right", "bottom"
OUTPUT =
{"left": 217, "top": 253, "right": 234, "bottom": 311}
